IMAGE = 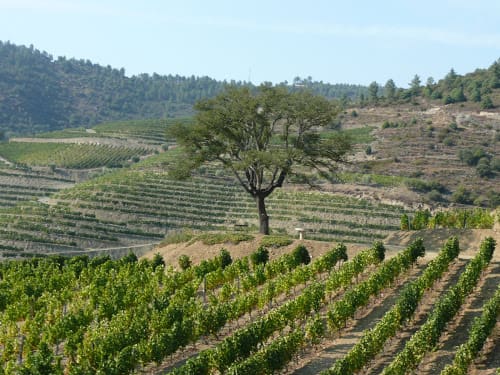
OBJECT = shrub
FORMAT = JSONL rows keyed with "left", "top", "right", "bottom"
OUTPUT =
{"left": 121, "top": 252, "right": 138, "bottom": 264}
{"left": 426, "top": 189, "right": 444, "bottom": 203}
{"left": 476, "top": 157, "right": 493, "bottom": 178}
{"left": 409, "top": 238, "right": 425, "bottom": 261}
{"left": 451, "top": 185, "right": 473, "bottom": 205}
{"left": 178, "top": 254, "right": 192, "bottom": 270}
{"left": 458, "top": 147, "right": 488, "bottom": 166}
{"left": 373, "top": 241, "right": 386, "bottom": 262}
{"left": 480, "top": 95, "right": 494, "bottom": 109}
{"left": 151, "top": 253, "right": 165, "bottom": 269}
{"left": 218, "top": 248, "right": 232, "bottom": 269}
{"left": 291, "top": 244, "right": 311, "bottom": 265}
{"left": 250, "top": 246, "right": 269, "bottom": 267}
{"left": 405, "top": 179, "right": 446, "bottom": 193}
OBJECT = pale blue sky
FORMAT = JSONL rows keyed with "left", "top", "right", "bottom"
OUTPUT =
{"left": 1, "top": 0, "right": 499, "bottom": 87}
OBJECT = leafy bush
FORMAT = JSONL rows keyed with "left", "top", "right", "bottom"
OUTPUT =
{"left": 458, "top": 147, "right": 489, "bottom": 166}
{"left": 408, "top": 238, "right": 425, "bottom": 261}
{"left": 151, "top": 253, "right": 165, "bottom": 269}
{"left": 382, "top": 120, "right": 405, "bottom": 129}
{"left": 178, "top": 254, "right": 192, "bottom": 270}
{"left": 250, "top": 246, "right": 269, "bottom": 267}
{"left": 480, "top": 95, "right": 494, "bottom": 109}
{"left": 451, "top": 185, "right": 473, "bottom": 205}
{"left": 405, "top": 179, "right": 446, "bottom": 193}
{"left": 121, "top": 252, "right": 138, "bottom": 264}
{"left": 218, "top": 248, "right": 232, "bottom": 269}
{"left": 426, "top": 189, "right": 444, "bottom": 203}
{"left": 291, "top": 244, "right": 311, "bottom": 265}
{"left": 372, "top": 241, "right": 386, "bottom": 262}
{"left": 476, "top": 157, "right": 493, "bottom": 178}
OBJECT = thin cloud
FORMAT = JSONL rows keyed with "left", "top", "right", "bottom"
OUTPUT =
{"left": 160, "top": 15, "right": 500, "bottom": 49}
{"left": 2, "top": 1, "right": 499, "bottom": 49}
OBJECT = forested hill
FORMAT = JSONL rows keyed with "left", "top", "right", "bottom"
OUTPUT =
{"left": 0, "top": 41, "right": 367, "bottom": 135}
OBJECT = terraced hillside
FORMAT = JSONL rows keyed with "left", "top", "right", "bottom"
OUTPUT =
{"left": 32, "top": 117, "right": 189, "bottom": 146}
{"left": 0, "top": 166, "right": 74, "bottom": 210}
{"left": 1, "top": 106, "right": 497, "bottom": 259}
{"left": 339, "top": 104, "right": 499, "bottom": 207}
{"left": 0, "top": 150, "right": 408, "bottom": 258}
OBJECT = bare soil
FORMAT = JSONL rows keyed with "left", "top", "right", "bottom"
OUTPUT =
{"left": 144, "top": 234, "right": 366, "bottom": 271}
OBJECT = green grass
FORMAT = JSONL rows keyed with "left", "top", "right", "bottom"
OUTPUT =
{"left": 190, "top": 232, "right": 255, "bottom": 245}
{"left": 260, "top": 235, "right": 294, "bottom": 248}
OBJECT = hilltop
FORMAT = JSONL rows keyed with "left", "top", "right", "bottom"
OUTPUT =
{"left": 143, "top": 228, "right": 500, "bottom": 269}
{"left": 0, "top": 41, "right": 367, "bottom": 136}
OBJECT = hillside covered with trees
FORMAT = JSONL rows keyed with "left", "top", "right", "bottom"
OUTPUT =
{"left": 0, "top": 41, "right": 368, "bottom": 136}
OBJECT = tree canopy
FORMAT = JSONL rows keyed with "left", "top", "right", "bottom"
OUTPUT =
{"left": 169, "top": 85, "right": 351, "bottom": 234}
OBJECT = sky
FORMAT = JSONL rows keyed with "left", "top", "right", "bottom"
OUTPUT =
{"left": 1, "top": 0, "right": 499, "bottom": 87}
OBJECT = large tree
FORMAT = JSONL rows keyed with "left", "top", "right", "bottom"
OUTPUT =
{"left": 384, "top": 79, "right": 396, "bottom": 102}
{"left": 368, "top": 81, "right": 379, "bottom": 103}
{"left": 169, "top": 85, "right": 351, "bottom": 234}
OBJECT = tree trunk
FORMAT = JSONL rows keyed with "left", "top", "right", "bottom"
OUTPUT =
{"left": 256, "top": 194, "right": 270, "bottom": 235}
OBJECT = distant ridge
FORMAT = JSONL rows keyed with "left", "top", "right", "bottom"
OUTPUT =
{"left": 0, "top": 41, "right": 367, "bottom": 135}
